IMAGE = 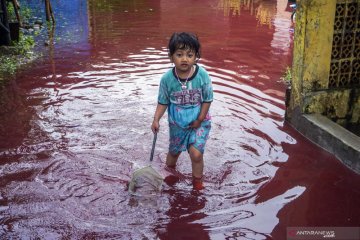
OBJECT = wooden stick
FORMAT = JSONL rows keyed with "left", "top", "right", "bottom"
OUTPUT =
{"left": 45, "top": 0, "right": 55, "bottom": 24}
{"left": 49, "top": 0, "right": 55, "bottom": 24}
{"left": 11, "top": 0, "right": 21, "bottom": 26}
{"left": 14, "top": 0, "right": 20, "bottom": 9}
{"left": 45, "top": 0, "right": 50, "bottom": 22}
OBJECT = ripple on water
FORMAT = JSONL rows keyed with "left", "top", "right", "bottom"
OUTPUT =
{"left": 0, "top": 42, "right": 295, "bottom": 237}
{"left": 1, "top": 0, "right": 335, "bottom": 238}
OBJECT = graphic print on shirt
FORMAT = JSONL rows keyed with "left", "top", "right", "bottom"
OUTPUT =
{"left": 171, "top": 89, "right": 202, "bottom": 105}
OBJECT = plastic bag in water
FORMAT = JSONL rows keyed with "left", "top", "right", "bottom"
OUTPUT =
{"left": 128, "top": 166, "right": 163, "bottom": 196}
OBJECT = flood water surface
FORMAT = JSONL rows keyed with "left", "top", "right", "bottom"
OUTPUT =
{"left": 1, "top": 0, "right": 359, "bottom": 239}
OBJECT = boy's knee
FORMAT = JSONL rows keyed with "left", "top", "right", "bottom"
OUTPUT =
{"left": 189, "top": 146, "right": 203, "bottom": 162}
{"left": 192, "top": 157, "right": 202, "bottom": 165}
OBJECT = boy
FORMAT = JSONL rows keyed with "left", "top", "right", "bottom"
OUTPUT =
{"left": 151, "top": 32, "right": 213, "bottom": 190}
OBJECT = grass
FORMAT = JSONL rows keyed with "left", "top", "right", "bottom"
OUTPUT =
{"left": 281, "top": 66, "right": 292, "bottom": 84}
{"left": 0, "top": 3, "right": 38, "bottom": 83}
{"left": 0, "top": 33, "right": 36, "bottom": 81}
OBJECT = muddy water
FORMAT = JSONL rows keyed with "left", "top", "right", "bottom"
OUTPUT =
{"left": 1, "top": 0, "right": 359, "bottom": 239}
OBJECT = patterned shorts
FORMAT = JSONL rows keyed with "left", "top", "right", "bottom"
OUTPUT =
{"left": 168, "top": 120, "right": 211, "bottom": 154}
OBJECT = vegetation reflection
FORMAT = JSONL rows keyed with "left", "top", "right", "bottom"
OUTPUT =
{"left": 215, "top": 0, "right": 277, "bottom": 28}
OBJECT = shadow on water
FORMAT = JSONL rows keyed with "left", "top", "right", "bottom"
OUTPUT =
{"left": 0, "top": 0, "right": 359, "bottom": 239}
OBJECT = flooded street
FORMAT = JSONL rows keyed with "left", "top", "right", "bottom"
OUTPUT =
{"left": 1, "top": 0, "right": 359, "bottom": 239}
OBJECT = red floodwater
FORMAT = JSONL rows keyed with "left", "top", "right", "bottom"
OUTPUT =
{"left": 0, "top": 0, "right": 359, "bottom": 239}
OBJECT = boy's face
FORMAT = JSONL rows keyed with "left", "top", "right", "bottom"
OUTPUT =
{"left": 170, "top": 48, "right": 196, "bottom": 74}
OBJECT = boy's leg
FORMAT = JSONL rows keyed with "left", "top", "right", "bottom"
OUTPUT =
{"left": 166, "top": 151, "right": 180, "bottom": 168}
{"left": 189, "top": 145, "right": 204, "bottom": 190}
{"left": 189, "top": 145, "right": 204, "bottom": 178}
{"left": 164, "top": 151, "right": 181, "bottom": 186}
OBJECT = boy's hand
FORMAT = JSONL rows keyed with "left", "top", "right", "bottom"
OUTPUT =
{"left": 190, "top": 119, "right": 202, "bottom": 129}
{"left": 151, "top": 104, "right": 167, "bottom": 133}
{"left": 151, "top": 120, "right": 160, "bottom": 133}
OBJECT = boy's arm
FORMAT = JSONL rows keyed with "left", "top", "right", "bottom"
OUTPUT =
{"left": 190, "top": 102, "right": 211, "bottom": 129}
{"left": 151, "top": 103, "right": 168, "bottom": 133}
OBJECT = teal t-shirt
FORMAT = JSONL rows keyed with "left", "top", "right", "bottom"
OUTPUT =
{"left": 158, "top": 64, "right": 213, "bottom": 128}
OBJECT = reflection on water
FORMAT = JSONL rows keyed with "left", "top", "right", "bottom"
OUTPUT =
{"left": 0, "top": 0, "right": 360, "bottom": 239}
{"left": 215, "top": 0, "right": 276, "bottom": 28}
{"left": 255, "top": 1, "right": 276, "bottom": 28}
{"left": 216, "top": 0, "right": 256, "bottom": 16}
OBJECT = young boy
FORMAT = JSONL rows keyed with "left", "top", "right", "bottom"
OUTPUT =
{"left": 151, "top": 32, "right": 213, "bottom": 190}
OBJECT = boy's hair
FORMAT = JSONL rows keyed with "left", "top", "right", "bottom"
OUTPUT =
{"left": 168, "top": 32, "right": 201, "bottom": 59}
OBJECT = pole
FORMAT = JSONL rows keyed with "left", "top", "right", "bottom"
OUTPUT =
{"left": 45, "top": 0, "right": 55, "bottom": 24}
{"left": 11, "top": 0, "right": 21, "bottom": 26}
{"left": 45, "top": 0, "right": 50, "bottom": 22}
{"left": 49, "top": 0, "right": 55, "bottom": 24}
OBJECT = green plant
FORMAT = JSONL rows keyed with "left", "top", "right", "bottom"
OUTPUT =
{"left": 6, "top": 3, "right": 17, "bottom": 22}
{"left": 281, "top": 66, "right": 292, "bottom": 84}
{"left": 0, "top": 33, "right": 36, "bottom": 79}
{"left": 0, "top": 56, "right": 18, "bottom": 75}
{"left": 13, "top": 33, "right": 35, "bottom": 55}
{"left": 20, "top": 6, "right": 32, "bottom": 21}
{"left": 0, "top": 3, "right": 38, "bottom": 83}
{"left": 6, "top": 2, "right": 32, "bottom": 23}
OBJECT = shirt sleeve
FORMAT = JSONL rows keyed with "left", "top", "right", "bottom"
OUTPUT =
{"left": 158, "top": 76, "right": 170, "bottom": 105}
{"left": 202, "top": 71, "right": 213, "bottom": 103}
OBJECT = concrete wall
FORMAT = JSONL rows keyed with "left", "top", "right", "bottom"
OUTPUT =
{"left": 286, "top": 0, "right": 360, "bottom": 173}
{"left": 287, "top": 0, "right": 360, "bottom": 128}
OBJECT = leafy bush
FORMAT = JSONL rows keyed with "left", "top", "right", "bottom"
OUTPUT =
{"left": 0, "top": 34, "right": 35, "bottom": 80}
